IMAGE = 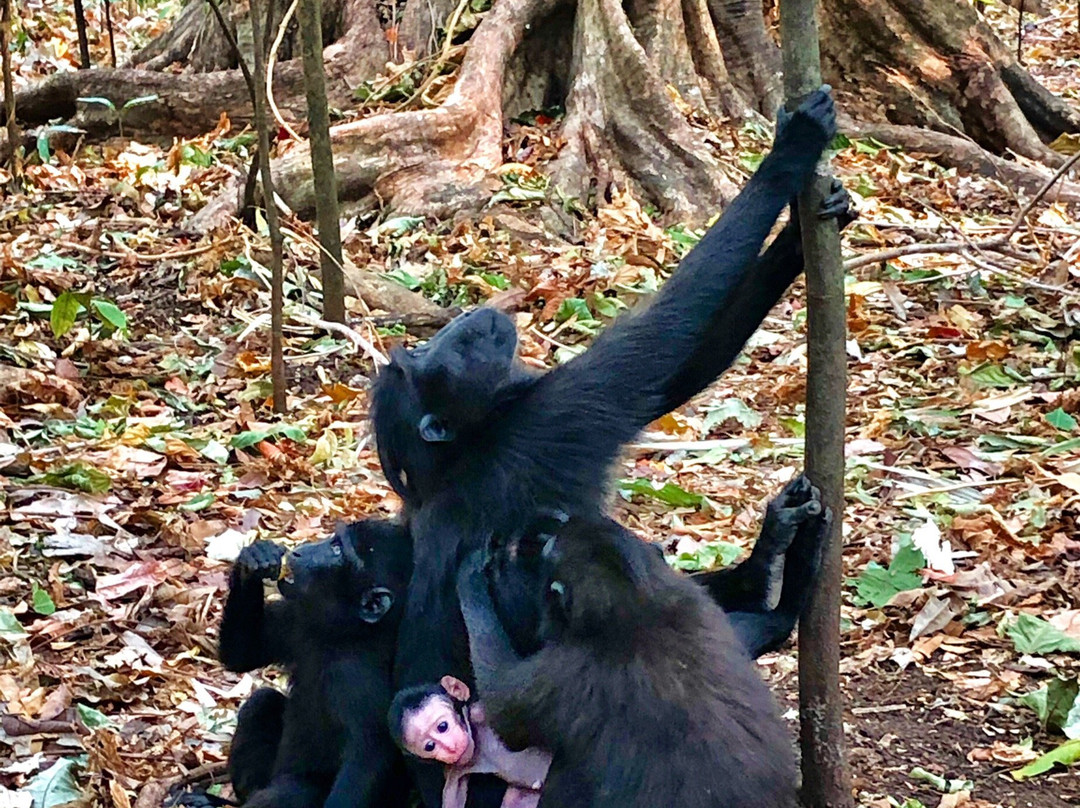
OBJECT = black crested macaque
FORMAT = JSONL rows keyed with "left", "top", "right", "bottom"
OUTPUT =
{"left": 484, "top": 474, "right": 831, "bottom": 659}
{"left": 374, "top": 87, "right": 841, "bottom": 807}
{"left": 457, "top": 516, "right": 798, "bottom": 808}
{"left": 216, "top": 523, "right": 412, "bottom": 808}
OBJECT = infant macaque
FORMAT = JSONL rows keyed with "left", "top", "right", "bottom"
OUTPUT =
{"left": 389, "top": 675, "right": 551, "bottom": 808}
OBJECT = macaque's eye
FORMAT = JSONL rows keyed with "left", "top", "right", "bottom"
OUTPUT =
{"left": 437, "top": 721, "right": 449, "bottom": 733}
{"left": 424, "top": 740, "right": 436, "bottom": 753}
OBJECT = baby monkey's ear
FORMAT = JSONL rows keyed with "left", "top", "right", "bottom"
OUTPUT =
{"left": 440, "top": 675, "right": 471, "bottom": 702}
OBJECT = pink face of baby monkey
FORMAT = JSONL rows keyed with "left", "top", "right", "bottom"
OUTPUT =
{"left": 401, "top": 679, "right": 475, "bottom": 765}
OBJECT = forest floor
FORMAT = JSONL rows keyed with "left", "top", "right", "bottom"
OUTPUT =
{"left": 2, "top": 1, "right": 1080, "bottom": 808}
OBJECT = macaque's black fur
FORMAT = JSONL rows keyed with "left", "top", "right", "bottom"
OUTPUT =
{"left": 458, "top": 517, "right": 798, "bottom": 808}
{"left": 375, "top": 88, "right": 840, "bottom": 680}
{"left": 372, "top": 88, "right": 845, "bottom": 807}
{"left": 216, "top": 522, "right": 413, "bottom": 808}
{"left": 486, "top": 474, "right": 831, "bottom": 659}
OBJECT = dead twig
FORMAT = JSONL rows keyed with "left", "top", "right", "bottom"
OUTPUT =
{"left": 845, "top": 151, "right": 1080, "bottom": 293}
{"left": 289, "top": 311, "right": 389, "bottom": 366}
{"left": 267, "top": 0, "right": 302, "bottom": 142}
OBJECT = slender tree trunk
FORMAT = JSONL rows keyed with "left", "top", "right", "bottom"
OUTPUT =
{"left": 299, "top": 0, "right": 346, "bottom": 324}
{"left": 251, "top": 0, "right": 289, "bottom": 412}
{"left": 1, "top": 0, "right": 19, "bottom": 184}
{"left": 103, "top": 0, "right": 117, "bottom": 67}
{"left": 780, "top": 0, "right": 849, "bottom": 806}
{"left": 73, "top": 0, "right": 92, "bottom": 68}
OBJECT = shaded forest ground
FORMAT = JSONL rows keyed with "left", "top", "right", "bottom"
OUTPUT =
{"left": 2, "top": 1, "right": 1080, "bottom": 808}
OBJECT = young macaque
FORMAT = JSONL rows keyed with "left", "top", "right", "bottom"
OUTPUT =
{"left": 388, "top": 675, "right": 550, "bottom": 808}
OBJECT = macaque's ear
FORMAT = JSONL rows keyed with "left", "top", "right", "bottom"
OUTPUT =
{"left": 440, "top": 675, "right": 471, "bottom": 702}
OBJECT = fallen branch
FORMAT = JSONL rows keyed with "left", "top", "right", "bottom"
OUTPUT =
{"left": 844, "top": 146, "right": 1080, "bottom": 296}
{"left": 290, "top": 311, "right": 389, "bottom": 365}
{"left": 849, "top": 121, "right": 1080, "bottom": 202}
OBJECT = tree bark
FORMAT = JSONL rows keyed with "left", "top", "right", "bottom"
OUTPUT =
{"left": 299, "top": 0, "right": 347, "bottom": 324}
{"left": 15, "top": 0, "right": 388, "bottom": 139}
{"left": 820, "top": 0, "right": 1080, "bottom": 163}
{"left": 9, "top": 0, "right": 1079, "bottom": 224}
{"left": 250, "top": 0, "right": 289, "bottom": 412}
{"left": 73, "top": 0, "right": 92, "bottom": 69}
{"left": 1, "top": 0, "right": 18, "bottom": 183}
{"left": 779, "top": 1, "right": 849, "bottom": 805}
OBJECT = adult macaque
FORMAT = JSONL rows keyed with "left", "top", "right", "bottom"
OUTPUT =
{"left": 389, "top": 676, "right": 550, "bottom": 808}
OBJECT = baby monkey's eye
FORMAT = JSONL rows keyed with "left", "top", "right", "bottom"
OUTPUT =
{"left": 437, "top": 721, "right": 448, "bottom": 733}
{"left": 424, "top": 741, "right": 436, "bottom": 753}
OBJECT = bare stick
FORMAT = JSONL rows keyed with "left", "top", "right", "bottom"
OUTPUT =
{"left": 73, "top": 0, "right": 91, "bottom": 68}
{"left": 103, "top": 0, "right": 117, "bottom": 67}
{"left": 780, "top": 0, "right": 850, "bottom": 804}
{"left": 1, "top": 0, "right": 19, "bottom": 184}
{"left": 1003, "top": 150, "right": 1080, "bottom": 241}
{"left": 251, "top": 0, "right": 288, "bottom": 412}
{"left": 290, "top": 312, "right": 388, "bottom": 366}
{"left": 297, "top": 0, "right": 346, "bottom": 323}
{"left": 846, "top": 150, "right": 1080, "bottom": 278}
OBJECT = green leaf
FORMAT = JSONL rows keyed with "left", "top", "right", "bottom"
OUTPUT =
{"left": 31, "top": 583, "right": 56, "bottom": 616}
{"left": 490, "top": 185, "right": 547, "bottom": 204}
{"left": 1044, "top": 437, "right": 1080, "bottom": 456}
{"left": 617, "top": 478, "right": 706, "bottom": 509}
{"left": 1012, "top": 738, "right": 1080, "bottom": 780}
{"left": 35, "top": 464, "right": 111, "bottom": 494}
{"left": 1046, "top": 407, "right": 1078, "bottom": 432}
{"left": 909, "top": 766, "right": 972, "bottom": 794}
{"left": 1020, "top": 686, "right": 1050, "bottom": 723}
{"left": 76, "top": 704, "right": 115, "bottom": 730}
{"left": 670, "top": 541, "right": 742, "bottom": 572}
{"left": 779, "top": 416, "right": 805, "bottom": 437}
{"left": 590, "top": 294, "right": 625, "bottom": 318}
{"left": 1006, "top": 613, "right": 1080, "bottom": 655}
{"left": 91, "top": 299, "right": 128, "bottom": 334}
{"left": 50, "top": 291, "right": 88, "bottom": 338}
{"left": 231, "top": 425, "right": 307, "bottom": 449}
{"left": 121, "top": 94, "right": 160, "bottom": 111}
{"left": 479, "top": 272, "right": 510, "bottom": 291}
{"left": 376, "top": 216, "right": 424, "bottom": 237}
{"left": 703, "top": 398, "right": 762, "bottom": 431}
{"left": 37, "top": 131, "right": 52, "bottom": 163}
{"left": 180, "top": 144, "right": 214, "bottom": 167}
{"left": 179, "top": 492, "right": 215, "bottom": 512}
{"left": 77, "top": 96, "right": 117, "bottom": 111}
{"left": 382, "top": 269, "right": 421, "bottom": 290}
{"left": 964, "top": 363, "right": 1024, "bottom": 388}
{"left": 850, "top": 539, "right": 925, "bottom": 608}
{"left": 555, "top": 298, "right": 592, "bottom": 323}
{"left": 184, "top": 438, "right": 231, "bottom": 465}
{"left": 26, "top": 757, "right": 84, "bottom": 808}
{"left": 0, "top": 608, "right": 28, "bottom": 642}
{"left": 1040, "top": 678, "right": 1080, "bottom": 735}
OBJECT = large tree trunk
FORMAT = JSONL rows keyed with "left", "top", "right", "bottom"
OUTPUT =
{"left": 8, "top": 0, "right": 1079, "bottom": 223}
{"left": 820, "top": 0, "right": 1080, "bottom": 164}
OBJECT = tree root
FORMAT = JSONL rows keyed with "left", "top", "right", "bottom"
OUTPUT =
{"left": 822, "top": 0, "right": 1078, "bottom": 164}
{"left": 15, "top": 0, "right": 388, "bottom": 139}
{"left": 850, "top": 121, "right": 1080, "bottom": 202}
{"left": 547, "top": 0, "right": 740, "bottom": 220}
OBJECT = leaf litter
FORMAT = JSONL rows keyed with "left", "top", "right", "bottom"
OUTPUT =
{"left": 2, "top": 3, "right": 1080, "bottom": 808}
